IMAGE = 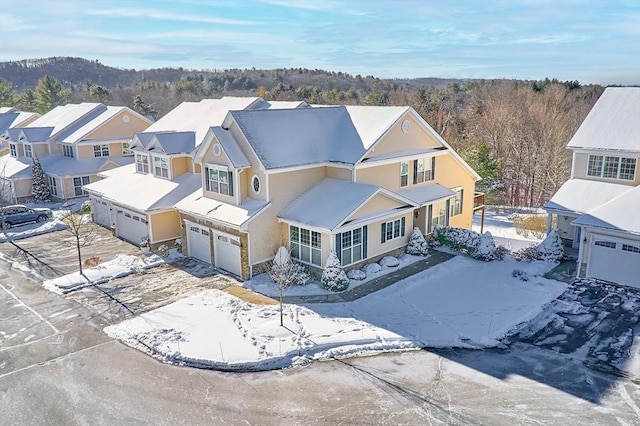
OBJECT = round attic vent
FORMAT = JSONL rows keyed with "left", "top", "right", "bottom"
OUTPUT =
{"left": 122, "top": 114, "right": 130, "bottom": 123}
{"left": 252, "top": 175, "right": 261, "bottom": 194}
{"left": 401, "top": 120, "right": 410, "bottom": 133}
{"left": 213, "top": 143, "right": 222, "bottom": 156}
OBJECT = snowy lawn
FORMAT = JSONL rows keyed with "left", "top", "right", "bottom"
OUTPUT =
{"left": 105, "top": 255, "right": 566, "bottom": 371}
{"left": 473, "top": 209, "right": 543, "bottom": 251}
{"left": 44, "top": 250, "right": 183, "bottom": 294}
{"left": 243, "top": 252, "right": 424, "bottom": 297}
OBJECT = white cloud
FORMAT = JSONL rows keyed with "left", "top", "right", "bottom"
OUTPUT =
{"left": 84, "top": 7, "right": 260, "bottom": 26}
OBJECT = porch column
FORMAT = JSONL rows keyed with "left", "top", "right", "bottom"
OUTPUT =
{"left": 546, "top": 213, "right": 553, "bottom": 234}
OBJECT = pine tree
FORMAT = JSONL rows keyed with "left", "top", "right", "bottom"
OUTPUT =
{"left": 31, "top": 155, "right": 50, "bottom": 203}
{"left": 17, "top": 89, "right": 37, "bottom": 112}
{"left": 406, "top": 227, "right": 430, "bottom": 256}
{"left": 35, "top": 75, "right": 68, "bottom": 114}
{"left": 0, "top": 78, "right": 16, "bottom": 107}
{"left": 321, "top": 251, "right": 349, "bottom": 292}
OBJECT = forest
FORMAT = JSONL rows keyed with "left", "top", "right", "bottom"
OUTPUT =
{"left": 0, "top": 57, "right": 605, "bottom": 209}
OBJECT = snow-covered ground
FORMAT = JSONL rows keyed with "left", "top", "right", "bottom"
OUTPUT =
{"left": 473, "top": 209, "right": 543, "bottom": 251}
{"left": 105, "top": 256, "right": 566, "bottom": 371}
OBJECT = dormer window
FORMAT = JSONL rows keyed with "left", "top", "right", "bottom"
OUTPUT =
{"left": 9, "top": 143, "right": 17, "bottom": 157}
{"left": 24, "top": 144, "right": 32, "bottom": 158}
{"left": 62, "top": 145, "right": 74, "bottom": 158}
{"left": 153, "top": 155, "right": 169, "bottom": 179}
{"left": 136, "top": 153, "right": 149, "bottom": 173}
{"left": 93, "top": 144, "right": 110, "bottom": 158}
{"left": 205, "top": 165, "right": 233, "bottom": 196}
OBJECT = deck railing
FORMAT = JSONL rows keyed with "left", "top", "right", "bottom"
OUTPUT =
{"left": 473, "top": 192, "right": 485, "bottom": 211}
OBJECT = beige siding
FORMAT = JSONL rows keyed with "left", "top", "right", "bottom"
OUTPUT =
{"left": 13, "top": 178, "right": 32, "bottom": 200}
{"left": 33, "top": 143, "right": 49, "bottom": 158}
{"left": 76, "top": 145, "right": 94, "bottom": 159}
{"left": 363, "top": 211, "right": 413, "bottom": 262}
{"left": 433, "top": 155, "right": 475, "bottom": 230}
{"left": 49, "top": 141, "right": 62, "bottom": 155}
{"left": 362, "top": 113, "right": 440, "bottom": 160}
{"left": 171, "top": 156, "right": 190, "bottom": 178}
{"left": 573, "top": 152, "right": 640, "bottom": 186}
{"left": 356, "top": 163, "right": 402, "bottom": 191}
{"left": 248, "top": 167, "right": 326, "bottom": 264}
{"left": 348, "top": 193, "right": 405, "bottom": 221}
{"left": 150, "top": 210, "right": 181, "bottom": 242}
{"left": 84, "top": 110, "right": 151, "bottom": 140}
{"left": 325, "top": 166, "right": 351, "bottom": 181}
{"left": 108, "top": 142, "right": 124, "bottom": 157}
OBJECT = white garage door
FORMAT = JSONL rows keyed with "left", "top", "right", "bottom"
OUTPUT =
{"left": 186, "top": 223, "right": 212, "bottom": 264}
{"left": 214, "top": 231, "right": 242, "bottom": 277}
{"left": 115, "top": 208, "right": 148, "bottom": 246}
{"left": 588, "top": 235, "right": 640, "bottom": 288}
{"left": 91, "top": 197, "right": 111, "bottom": 228}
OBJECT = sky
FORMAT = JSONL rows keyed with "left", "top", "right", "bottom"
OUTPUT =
{"left": 1, "top": 0, "right": 639, "bottom": 85}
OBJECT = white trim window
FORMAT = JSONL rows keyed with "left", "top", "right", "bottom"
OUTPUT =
{"left": 400, "top": 161, "right": 409, "bottom": 187}
{"left": 337, "top": 227, "right": 366, "bottom": 266}
{"left": 136, "top": 154, "right": 149, "bottom": 173}
{"left": 587, "top": 154, "right": 636, "bottom": 180}
{"left": 290, "top": 225, "right": 321, "bottom": 266}
{"left": 48, "top": 176, "right": 58, "bottom": 197}
{"left": 24, "top": 144, "right": 33, "bottom": 158}
{"left": 450, "top": 188, "right": 464, "bottom": 216}
{"left": 414, "top": 157, "right": 434, "bottom": 184}
{"left": 381, "top": 217, "right": 405, "bottom": 243}
{"left": 93, "top": 144, "right": 110, "bottom": 158}
{"left": 9, "top": 143, "right": 17, "bottom": 157}
{"left": 205, "top": 165, "right": 233, "bottom": 196}
{"left": 73, "top": 176, "right": 90, "bottom": 196}
{"left": 62, "top": 144, "right": 74, "bottom": 158}
{"left": 153, "top": 156, "right": 169, "bottom": 179}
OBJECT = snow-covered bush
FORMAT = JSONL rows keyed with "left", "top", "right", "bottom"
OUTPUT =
{"left": 321, "top": 251, "right": 349, "bottom": 292}
{"left": 347, "top": 269, "right": 366, "bottom": 281}
{"left": 432, "top": 226, "right": 506, "bottom": 261}
{"left": 269, "top": 246, "right": 310, "bottom": 287}
{"left": 380, "top": 256, "right": 400, "bottom": 267}
{"left": 81, "top": 200, "right": 91, "bottom": 215}
{"left": 406, "top": 227, "right": 430, "bottom": 256}
{"left": 174, "top": 238, "right": 183, "bottom": 253}
{"left": 511, "top": 269, "right": 529, "bottom": 281}
{"left": 363, "top": 263, "right": 382, "bottom": 275}
{"left": 515, "top": 230, "right": 564, "bottom": 262}
{"left": 157, "top": 244, "right": 170, "bottom": 257}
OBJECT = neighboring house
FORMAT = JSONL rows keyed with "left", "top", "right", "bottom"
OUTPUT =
{"left": 0, "top": 103, "right": 152, "bottom": 202}
{"left": 0, "top": 107, "right": 41, "bottom": 156}
{"left": 83, "top": 97, "right": 308, "bottom": 247}
{"left": 544, "top": 87, "right": 640, "bottom": 288}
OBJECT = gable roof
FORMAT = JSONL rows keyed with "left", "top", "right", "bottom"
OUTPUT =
{"left": 279, "top": 178, "right": 413, "bottom": 232}
{"left": 230, "top": 106, "right": 365, "bottom": 170}
{"left": 209, "top": 127, "right": 251, "bottom": 168}
{"left": 344, "top": 105, "right": 409, "bottom": 150}
{"left": 0, "top": 111, "right": 40, "bottom": 135}
{"left": 567, "top": 87, "right": 640, "bottom": 152}
{"left": 59, "top": 106, "right": 151, "bottom": 144}
{"left": 19, "top": 127, "right": 54, "bottom": 142}
{"left": 39, "top": 154, "right": 134, "bottom": 177}
{"left": 572, "top": 186, "right": 640, "bottom": 235}
{"left": 20, "top": 103, "right": 106, "bottom": 141}
{"left": 147, "top": 131, "right": 195, "bottom": 155}
{"left": 543, "top": 178, "right": 634, "bottom": 215}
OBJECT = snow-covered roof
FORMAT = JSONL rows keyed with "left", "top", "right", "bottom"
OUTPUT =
{"left": 0, "top": 107, "right": 16, "bottom": 113}
{"left": 210, "top": 127, "right": 251, "bottom": 168}
{"left": 361, "top": 147, "right": 446, "bottom": 163}
{"left": 131, "top": 132, "right": 155, "bottom": 150}
{"left": 40, "top": 155, "right": 134, "bottom": 177}
{"left": 230, "top": 107, "right": 365, "bottom": 169}
{"left": 543, "top": 179, "right": 634, "bottom": 215}
{"left": 344, "top": 105, "right": 409, "bottom": 150}
{"left": 144, "top": 97, "right": 262, "bottom": 148}
{"left": 256, "top": 100, "right": 309, "bottom": 109}
{"left": 59, "top": 106, "right": 149, "bottom": 144}
{"left": 0, "top": 111, "right": 39, "bottom": 135}
{"left": 567, "top": 87, "right": 640, "bottom": 152}
{"left": 0, "top": 155, "right": 31, "bottom": 179}
{"left": 19, "top": 127, "right": 54, "bottom": 142}
{"left": 21, "top": 103, "right": 106, "bottom": 140}
{"left": 175, "top": 192, "right": 269, "bottom": 228}
{"left": 397, "top": 183, "right": 456, "bottom": 206}
{"left": 572, "top": 186, "right": 640, "bottom": 235}
{"left": 278, "top": 178, "right": 409, "bottom": 231}
{"left": 148, "top": 131, "right": 195, "bottom": 155}
{"left": 83, "top": 164, "right": 201, "bottom": 212}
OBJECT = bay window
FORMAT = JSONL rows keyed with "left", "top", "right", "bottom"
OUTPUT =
{"left": 290, "top": 225, "right": 322, "bottom": 266}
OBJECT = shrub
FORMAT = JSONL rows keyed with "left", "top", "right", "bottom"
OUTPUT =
{"left": 363, "top": 263, "right": 382, "bottom": 275}
{"left": 515, "top": 230, "right": 565, "bottom": 262}
{"left": 510, "top": 214, "right": 550, "bottom": 239}
{"left": 432, "top": 226, "right": 505, "bottom": 261}
{"left": 347, "top": 269, "right": 366, "bottom": 281}
{"left": 406, "top": 227, "right": 430, "bottom": 256}
{"left": 380, "top": 256, "right": 400, "bottom": 267}
{"left": 321, "top": 251, "right": 349, "bottom": 292}
{"left": 157, "top": 244, "right": 170, "bottom": 257}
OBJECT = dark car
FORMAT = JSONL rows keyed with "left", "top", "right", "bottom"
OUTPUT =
{"left": 0, "top": 205, "right": 53, "bottom": 229}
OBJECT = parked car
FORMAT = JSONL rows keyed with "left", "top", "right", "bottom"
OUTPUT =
{"left": 0, "top": 205, "right": 53, "bottom": 229}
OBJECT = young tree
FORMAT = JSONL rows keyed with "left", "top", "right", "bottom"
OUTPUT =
{"left": 31, "top": 155, "right": 50, "bottom": 203}
{"left": 61, "top": 202, "right": 97, "bottom": 277}
{"left": 35, "top": 75, "right": 69, "bottom": 114}
{"left": 406, "top": 227, "right": 429, "bottom": 256}
{"left": 321, "top": 251, "right": 349, "bottom": 292}
{"left": 268, "top": 246, "right": 299, "bottom": 326}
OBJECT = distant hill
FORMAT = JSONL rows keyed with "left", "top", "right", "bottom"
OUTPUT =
{"left": 0, "top": 57, "right": 471, "bottom": 92}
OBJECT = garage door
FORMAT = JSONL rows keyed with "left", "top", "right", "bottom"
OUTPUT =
{"left": 186, "top": 223, "right": 212, "bottom": 264}
{"left": 115, "top": 208, "right": 148, "bottom": 246}
{"left": 588, "top": 235, "right": 640, "bottom": 288}
{"left": 91, "top": 197, "right": 111, "bottom": 228}
{"left": 214, "top": 231, "right": 242, "bottom": 277}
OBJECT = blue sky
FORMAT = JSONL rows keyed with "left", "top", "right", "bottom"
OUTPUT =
{"left": 1, "top": 0, "right": 639, "bottom": 85}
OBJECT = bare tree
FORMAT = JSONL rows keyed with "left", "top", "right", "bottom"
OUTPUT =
{"left": 60, "top": 202, "right": 96, "bottom": 277}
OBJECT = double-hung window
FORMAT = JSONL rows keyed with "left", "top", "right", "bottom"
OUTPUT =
{"left": 400, "top": 161, "right": 409, "bottom": 187}
{"left": 338, "top": 227, "right": 365, "bottom": 266}
{"left": 24, "top": 144, "right": 32, "bottom": 158}
{"left": 414, "top": 157, "right": 434, "bottom": 183}
{"left": 290, "top": 225, "right": 321, "bottom": 266}
{"left": 73, "top": 176, "right": 90, "bottom": 196}
{"left": 48, "top": 176, "right": 58, "bottom": 197}
{"left": 205, "top": 165, "right": 233, "bottom": 196}
{"left": 587, "top": 154, "right": 636, "bottom": 180}
{"left": 62, "top": 145, "right": 74, "bottom": 158}
{"left": 136, "top": 154, "right": 149, "bottom": 173}
{"left": 450, "top": 188, "right": 464, "bottom": 216}
{"left": 153, "top": 156, "right": 169, "bottom": 178}
{"left": 381, "top": 217, "right": 405, "bottom": 243}
{"left": 93, "top": 144, "right": 110, "bottom": 157}
{"left": 9, "top": 143, "right": 17, "bottom": 157}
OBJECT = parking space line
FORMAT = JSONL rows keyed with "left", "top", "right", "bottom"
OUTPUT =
{"left": 0, "top": 282, "right": 59, "bottom": 334}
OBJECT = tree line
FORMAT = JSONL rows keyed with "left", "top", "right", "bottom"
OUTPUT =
{"left": 0, "top": 65, "right": 603, "bottom": 209}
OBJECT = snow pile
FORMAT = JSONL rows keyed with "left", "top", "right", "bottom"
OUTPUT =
{"left": 432, "top": 226, "right": 506, "bottom": 261}
{"left": 0, "top": 219, "right": 68, "bottom": 243}
{"left": 43, "top": 253, "right": 170, "bottom": 294}
{"left": 515, "top": 230, "right": 565, "bottom": 262}
{"left": 379, "top": 256, "right": 400, "bottom": 267}
{"left": 106, "top": 256, "right": 566, "bottom": 371}
{"left": 347, "top": 269, "right": 366, "bottom": 281}
{"left": 321, "top": 251, "right": 349, "bottom": 292}
{"left": 406, "top": 227, "right": 430, "bottom": 256}
{"left": 363, "top": 263, "right": 382, "bottom": 275}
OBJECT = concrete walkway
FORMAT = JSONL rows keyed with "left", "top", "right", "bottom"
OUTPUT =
{"left": 543, "top": 259, "right": 578, "bottom": 284}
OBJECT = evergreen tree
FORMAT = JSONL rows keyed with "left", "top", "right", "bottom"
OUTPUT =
{"left": 132, "top": 95, "right": 157, "bottom": 118}
{"left": 35, "top": 75, "right": 68, "bottom": 114}
{"left": 17, "top": 89, "right": 37, "bottom": 112}
{"left": 406, "top": 227, "right": 430, "bottom": 256}
{"left": 0, "top": 78, "right": 16, "bottom": 107}
{"left": 31, "top": 155, "right": 50, "bottom": 203}
{"left": 321, "top": 251, "right": 349, "bottom": 292}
